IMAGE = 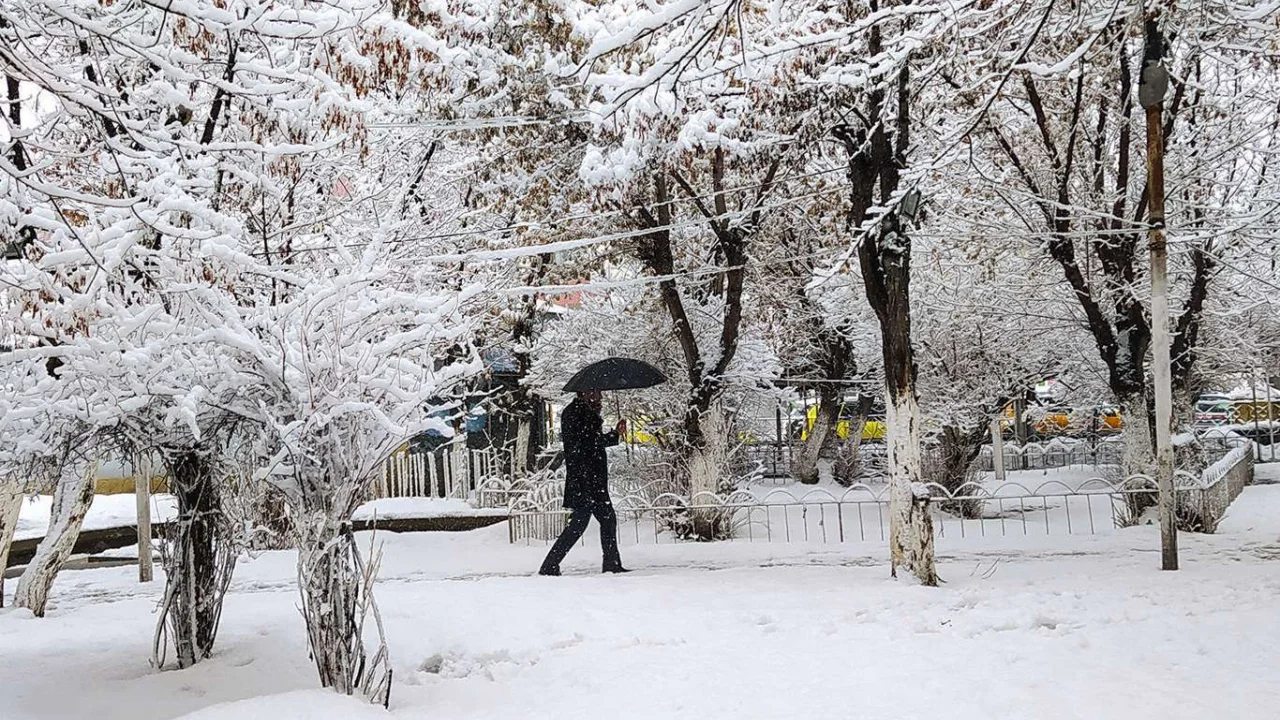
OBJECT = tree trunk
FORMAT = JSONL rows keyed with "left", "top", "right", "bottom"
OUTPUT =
{"left": 884, "top": 391, "right": 937, "bottom": 584}
{"left": 252, "top": 484, "right": 295, "bottom": 551}
{"left": 932, "top": 423, "right": 986, "bottom": 519}
{"left": 841, "top": 46, "right": 937, "bottom": 585}
{"left": 834, "top": 397, "right": 871, "bottom": 486}
{"left": 155, "top": 451, "right": 235, "bottom": 669}
{"left": 297, "top": 518, "right": 392, "bottom": 706}
{"left": 1118, "top": 391, "right": 1156, "bottom": 478}
{"left": 13, "top": 462, "right": 94, "bottom": 616}
{"left": 686, "top": 400, "right": 729, "bottom": 497}
{"left": 638, "top": 162, "right": 762, "bottom": 519}
{"left": 793, "top": 384, "right": 840, "bottom": 484}
{"left": 0, "top": 482, "right": 24, "bottom": 607}
{"left": 1115, "top": 391, "right": 1159, "bottom": 523}
{"left": 867, "top": 218, "right": 936, "bottom": 585}
{"left": 677, "top": 397, "right": 733, "bottom": 540}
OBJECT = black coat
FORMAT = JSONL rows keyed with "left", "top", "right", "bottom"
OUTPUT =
{"left": 561, "top": 398, "right": 619, "bottom": 510}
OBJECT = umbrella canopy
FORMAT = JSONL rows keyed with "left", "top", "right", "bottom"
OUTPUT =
{"left": 562, "top": 357, "right": 667, "bottom": 393}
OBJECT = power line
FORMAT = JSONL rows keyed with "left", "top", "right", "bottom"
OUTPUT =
{"left": 273, "top": 180, "right": 853, "bottom": 262}
{"left": 259, "top": 162, "right": 852, "bottom": 258}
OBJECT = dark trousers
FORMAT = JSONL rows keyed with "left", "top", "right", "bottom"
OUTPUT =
{"left": 540, "top": 504, "right": 623, "bottom": 572}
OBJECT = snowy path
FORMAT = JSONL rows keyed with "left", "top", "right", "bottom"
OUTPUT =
{"left": 3, "top": 483, "right": 1279, "bottom": 720}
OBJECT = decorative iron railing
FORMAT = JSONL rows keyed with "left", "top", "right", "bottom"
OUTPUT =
{"left": 502, "top": 443, "right": 1255, "bottom": 546}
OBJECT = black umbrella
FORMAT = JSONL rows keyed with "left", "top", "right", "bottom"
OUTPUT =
{"left": 562, "top": 357, "right": 667, "bottom": 393}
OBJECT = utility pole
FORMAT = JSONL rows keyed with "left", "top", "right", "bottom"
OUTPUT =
{"left": 1139, "top": 13, "right": 1178, "bottom": 571}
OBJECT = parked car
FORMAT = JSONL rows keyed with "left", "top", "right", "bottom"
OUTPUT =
{"left": 1193, "top": 398, "right": 1234, "bottom": 429}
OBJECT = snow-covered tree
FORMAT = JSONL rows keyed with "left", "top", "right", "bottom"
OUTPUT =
{"left": 201, "top": 250, "right": 479, "bottom": 702}
{"left": 0, "top": 0, "right": 488, "bottom": 688}
{"left": 946, "top": 0, "right": 1280, "bottom": 473}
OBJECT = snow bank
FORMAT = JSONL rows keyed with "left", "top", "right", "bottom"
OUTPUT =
{"left": 174, "top": 690, "right": 386, "bottom": 720}
{"left": 1217, "top": 484, "right": 1280, "bottom": 534}
{"left": 15, "top": 495, "right": 506, "bottom": 542}
{"left": 15, "top": 494, "right": 178, "bottom": 541}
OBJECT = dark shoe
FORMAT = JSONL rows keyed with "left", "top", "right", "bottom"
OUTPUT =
{"left": 539, "top": 566, "right": 561, "bottom": 576}
{"left": 602, "top": 566, "right": 631, "bottom": 574}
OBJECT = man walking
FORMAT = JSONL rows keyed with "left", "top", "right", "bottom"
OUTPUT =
{"left": 539, "top": 390, "right": 629, "bottom": 575}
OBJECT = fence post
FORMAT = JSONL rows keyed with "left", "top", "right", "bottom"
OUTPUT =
{"left": 991, "top": 419, "right": 1006, "bottom": 483}
{"left": 135, "top": 459, "right": 153, "bottom": 583}
{"left": 1253, "top": 367, "right": 1263, "bottom": 462}
{"left": 1267, "top": 380, "right": 1276, "bottom": 462}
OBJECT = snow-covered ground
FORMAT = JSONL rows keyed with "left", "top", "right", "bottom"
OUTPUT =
{"left": 3, "top": 478, "right": 1280, "bottom": 720}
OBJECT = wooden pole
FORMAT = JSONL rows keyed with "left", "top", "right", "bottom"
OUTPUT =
{"left": 135, "top": 457, "right": 153, "bottom": 583}
{"left": 1140, "top": 14, "right": 1177, "bottom": 571}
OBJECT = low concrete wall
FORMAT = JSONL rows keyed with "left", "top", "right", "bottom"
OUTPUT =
{"left": 5, "top": 514, "right": 507, "bottom": 568}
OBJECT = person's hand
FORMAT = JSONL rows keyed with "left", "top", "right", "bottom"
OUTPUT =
{"left": 616, "top": 419, "right": 628, "bottom": 437}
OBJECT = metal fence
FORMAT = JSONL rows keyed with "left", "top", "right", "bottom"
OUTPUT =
{"left": 506, "top": 444, "right": 1256, "bottom": 546}
{"left": 743, "top": 437, "right": 1120, "bottom": 480}
{"left": 507, "top": 481, "right": 1155, "bottom": 546}
{"left": 745, "top": 431, "right": 1249, "bottom": 482}
{"left": 1180, "top": 443, "right": 1254, "bottom": 532}
{"left": 373, "top": 444, "right": 501, "bottom": 500}
{"left": 740, "top": 441, "right": 889, "bottom": 481}
{"left": 975, "top": 439, "right": 1124, "bottom": 472}
{"left": 741, "top": 442, "right": 793, "bottom": 479}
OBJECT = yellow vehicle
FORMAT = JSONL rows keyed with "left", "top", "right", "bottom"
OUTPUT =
{"left": 1096, "top": 407, "right": 1123, "bottom": 433}
{"left": 624, "top": 415, "right": 670, "bottom": 446}
{"left": 1000, "top": 404, "right": 1122, "bottom": 438}
{"left": 617, "top": 415, "right": 770, "bottom": 446}
{"left": 801, "top": 404, "right": 886, "bottom": 442}
{"left": 1034, "top": 407, "right": 1073, "bottom": 436}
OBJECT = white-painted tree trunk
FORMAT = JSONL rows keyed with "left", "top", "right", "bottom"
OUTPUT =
{"left": 1120, "top": 393, "right": 1156, "bottom": 478}
{"left": 1114, "top": 393, "right": 1159, "bottom": 525}
{"left": 885, "top": 392, "right": 937, "bottom": 585}
{"left": 834, "top": 413, "right": 868, "bottom": 485}
{"left": 0, "top": 482, "right": 24, "bottom": 607}
{"left": 14, "top": 462, "right": 94, "bottom": 616}
{"left": 688, "top": 404, "right": 729, "bottom": 500}
{"left": 683, "top": 402, "right": 734, "bottom": 540}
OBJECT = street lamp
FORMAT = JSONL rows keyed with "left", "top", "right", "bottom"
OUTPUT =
{"left": 899, "top": 188, "right": 922, "bottom": 221}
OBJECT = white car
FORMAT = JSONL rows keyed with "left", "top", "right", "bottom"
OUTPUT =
{"left": 1192, "top": 399, "right": 1233, "bottom": 429}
